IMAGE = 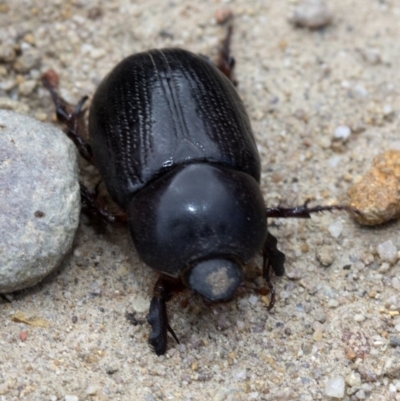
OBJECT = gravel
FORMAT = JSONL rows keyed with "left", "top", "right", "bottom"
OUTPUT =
{"left": 1, "top": 1, "right": 400, "bottom": 400}
{"left": 325, "top": 375, "right": 345, "bottom": 398}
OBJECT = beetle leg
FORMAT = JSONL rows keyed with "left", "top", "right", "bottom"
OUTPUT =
{"left": 265, "top": 199, "right": 354, "bottom": 219}
{"left": 80, "top": 183, "right": 127, "bottom": 224}
{"left": 147, "top": 276, "right": 183, "bottom": 356}
{"left": 262, "top": 231, "right": 286, "bottom": 310}
{"left": 42, "top": 75, "right": 94, "bottom": 164}
{"left": 216, "top": 25, "right": 237, "bottom": 85}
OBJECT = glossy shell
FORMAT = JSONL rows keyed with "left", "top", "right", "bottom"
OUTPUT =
{"left": 127, "top": 163, "right": 267, "bottom": 276}
{"left": 89, "top": 48, "right": 261, "bottom": 209}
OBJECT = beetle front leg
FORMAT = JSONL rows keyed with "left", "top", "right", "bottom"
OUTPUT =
{"left": 147, "top": 276, "right": 183, "bottom": 355}
{"left": 80, "top": 183, "right": 127, "bottom": 224}
{"left": 262, "top": 231, "right": 286, "bottom": 310}
{"left": 42, "top": 75, "right": 94, "bottom": 164}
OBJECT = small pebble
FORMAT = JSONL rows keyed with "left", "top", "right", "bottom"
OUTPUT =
{"left": 0, "top": 97, "right": 30, "bottom": 114}
{"left": 0, "top": 43, "right": 16, "bottom": 63}
{"left": 345, "top": 371, "right": 361, "bottom": 387}
{"left": 392, "top": 278, "right": 400, "bottom": 291}
{"left": 86, "top": 385, "right": 97, "bottom": 395}
{"left": 65, "top": 396, "right": 79, "bottom": 401}
{"left": 348, "top": 151, "right": 400, "bottom": 225}
{"left": 19, "top": 331, "right": 28, "bottom": 341}
{"left": 390, "top": 337, "right": 400, "bottom": 347}
{"left": 325, "top": 375, "right": 345, "bottom": 398}
{"left": 328, "top": 220, "right": 343, "bottom": 238}
{"left": 354, "top": 314, "right": 366, "bottom": 323}
{"left": 233, "top": 369, "right": 247, "bottom": 382}
{"left": 18, "top": 80, "right": 37, "bottom": 97}
{"left": 248, "top": 294, "right": 258, "bottom": 305}
{"left": 289, "top": 0, "right": 333, "bottom": 29}
{"left": 13, "top": 48, "right": 41, "bottom": 73}
{"left": 333, "top": 126, "right": 351, "bottom": 141}
{"left": 130, "top": 295, "right": 150, "bottom": 314}
{"left": 360, "top": 48, "right": 381, "bottom": 65}
{"left": 316, "top": 245, "right": 335, "bottom": 267}
{"left": 377, "top": 240, "right": 397, "bottom": 263}
{"left": 328, "top": 299, "right": 339, "bottom": 308}
{"left": 351, "top": 84, "right": 368, "bottom": 98}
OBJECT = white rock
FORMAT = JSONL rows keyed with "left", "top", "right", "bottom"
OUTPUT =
{"left": 345, "top": 371, "right": 361, "bottom": 387}
{"left": 328, "top": 156, "right": 342, "bottom": 168}
{"left": 377, "top": 240, "right": 397, "bottom": 263}
{"left": 333, "top": 126, "right": 351, "bottom": 141}
{"left": 325, "top": 375, "right": 345, "bottom": 398}
{"left": 65, "top": 396, "right": 79, "bottom": 401}
{"left": 328, "top": 220, "right": 343, "bottom": 238}
{"left": 0, "top": 110, "right": 80, "bottom": 293}
{"left": 130, "top": 294, "right": 150, "bottom": 314}
{"left": 328, "top": 299, "right": 339, "bottom": 308}
{"left": 354, "top": 314, "right": 366, "bottom": 322}
{"left": 248, "top": 294, "right": 258, "bottom": 305}
{"left": 351, "top": 84, "right": 368, "bottom": 98}
{"left": 289, "top": 0, "right": 333, "bottom": 29}
{"left": 233, "top": 369, "right": 247, "bottom": 382}
{"left": 361, "top": 48, "right": 381, "bottom": 65}
{"left": 392, "top": 277, "right": 400, "bottom": 290}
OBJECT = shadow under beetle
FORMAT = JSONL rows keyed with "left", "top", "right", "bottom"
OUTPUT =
{"left": 43, "top": 27, "right": 348, "bottom": 355}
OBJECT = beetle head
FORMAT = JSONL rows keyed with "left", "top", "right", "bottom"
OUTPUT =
{"left": 183, "top": 258, "right": 243, "bottom": 302}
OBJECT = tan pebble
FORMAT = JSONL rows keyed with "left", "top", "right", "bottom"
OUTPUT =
{"left": 278, "top": 39, "right": 288, "bottom": 51}
{"left": 345, "top": 347, "right": 357, "bottom": 361}
{"left": 19, "top": 331, "right": 28, "bottom": 341}
{"left": 343, "top": 173, "right": 353, "bottom": 183}
{"left": 0, "top": 4, "right": 10, "bottom": 13}
{"left": 191, "top": 361, "right": 198, "bottom": 371}
{"left": 215, "top": 7, "right": 233, "bottom": 24}
{"left": 23, "top": 33, "right": 35, "bottom": 45}
{"left": 301, "top": 243, "right": 310, "bottom": 253}
{"left": 313, "top": 330, "right": 323, "bottom": 341}
{"left": 348, "top": 150, "right": 400, "bottom": 225}
{"left": 368, "top": 290, "right": 377, "bottom": 298}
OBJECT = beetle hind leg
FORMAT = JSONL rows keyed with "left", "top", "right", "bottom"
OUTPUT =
{"left": 262, "top": 231, "right": 286, "bottom": 310}
{"left": 42, "top": 74, "right": 94, "bottom": 164}
{"left": 215, "top": 25, "right": 237, "bottom": 85}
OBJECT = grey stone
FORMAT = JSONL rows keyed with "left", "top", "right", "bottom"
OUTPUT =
{"left": 0, "top": 110, "right": 80, "bottom": 292}
{"left": 13, "top": 48, "right": 41, "bottom": 73}
{"left": 289, "top": 0, "right": 333, "bottom": 29}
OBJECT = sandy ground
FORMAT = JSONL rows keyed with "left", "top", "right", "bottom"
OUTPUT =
{"left": 1, "top": 0, "right": 400, "bottom": 400}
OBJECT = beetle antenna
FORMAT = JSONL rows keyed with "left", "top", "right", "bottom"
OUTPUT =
{"left": 266, "top": 200, "right": 358, "bottom": 219}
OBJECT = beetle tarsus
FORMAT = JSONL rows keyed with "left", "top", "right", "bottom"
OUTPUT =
{"left": 147, "top": 277, "right": 183, "bottom": 355}
{"left": 265, "top": 200, "right": 353, "bottom": 219}
{"left": 262, "top": 232, "right": 286, "bottom": 310}
{"left": 216, "top": 25, "right": 237, "bottom": 84}
{"left": 42, "top": 75, "right": 94, "bottom": 164}
{"left": 80, "top": 183, "right": 127, "bottom": 224}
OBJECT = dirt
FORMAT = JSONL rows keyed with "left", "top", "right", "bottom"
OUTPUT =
{"left": 1, "top": 1, "right": 400, "bottom": 400}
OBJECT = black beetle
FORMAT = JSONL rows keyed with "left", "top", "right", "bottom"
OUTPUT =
{"left": 43, "top": 28, "right": 346, "bottom": 355}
